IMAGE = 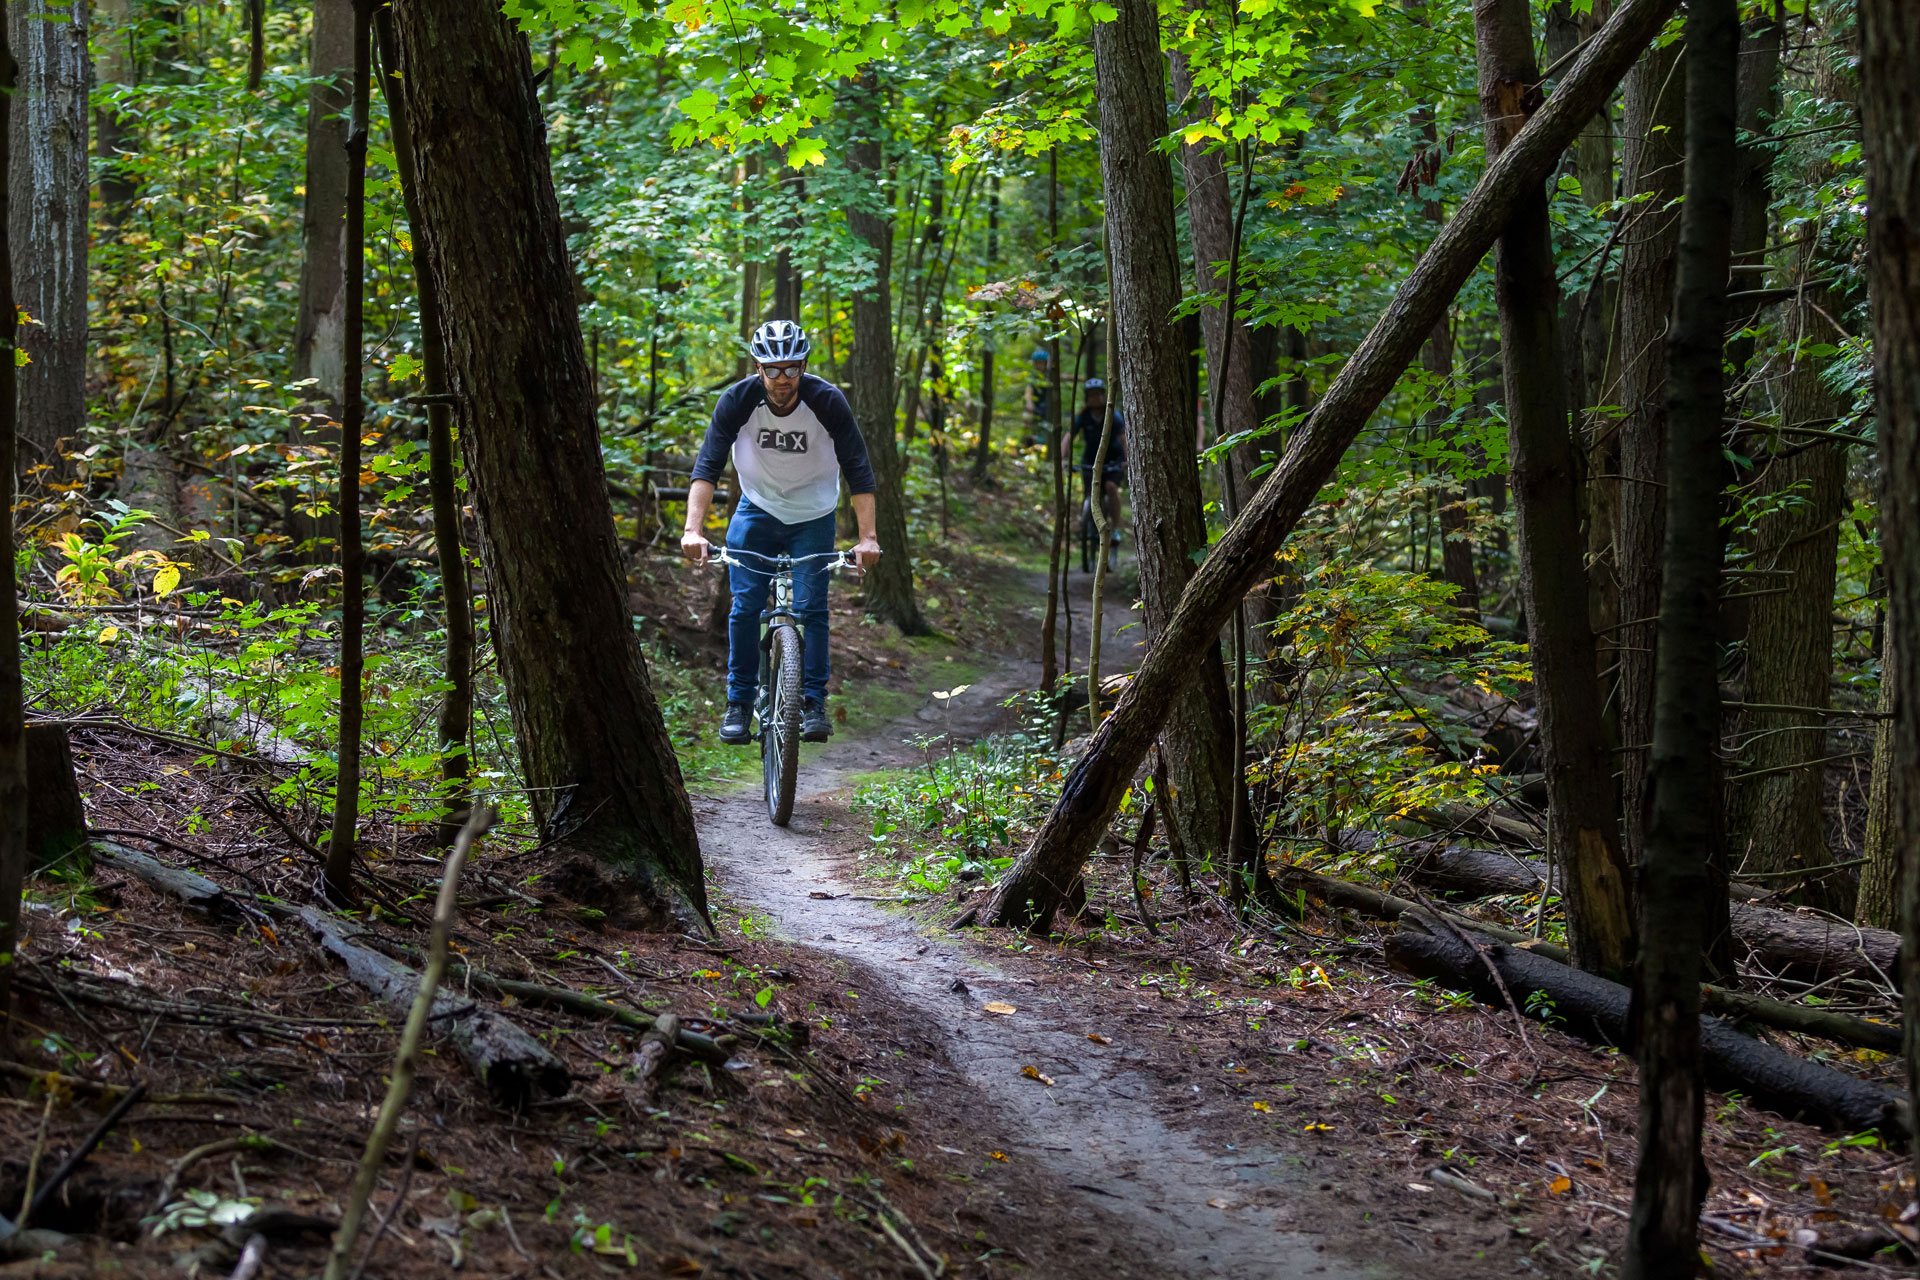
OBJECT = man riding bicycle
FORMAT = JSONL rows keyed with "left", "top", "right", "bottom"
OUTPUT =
{"left": 1066, "top": 377, "right": 1125, "bottom": 544}
{"left": 681, "top": 321, "right": 883, "bottom": 746}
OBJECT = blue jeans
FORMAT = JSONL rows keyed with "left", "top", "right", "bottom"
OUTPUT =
{"left": 725, "top": 499, "right": 835, "bottom": 708}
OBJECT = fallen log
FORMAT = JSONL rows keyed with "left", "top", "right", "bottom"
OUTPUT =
{"left": 1278, "top": 864, "right": 1902, "bottom": 1054}
{"left": 1387, "top": 913, "right": 1910, "bottom": 1139}
{"left": 1404, "top": 845, "right": 1900, "bottom": 989}
{"left": 367, "top": 941, "right": 732, "bottom": 1066}
{"left": 90, "top": 840, "right": 241, "bottom": 919}
{"left": 294, "top": 907, "right": 569, "bottom": 1107}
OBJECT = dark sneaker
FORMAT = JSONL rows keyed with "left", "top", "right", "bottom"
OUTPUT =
{"left": 719, "top": 703, "right": 753, "bottom": 745}
{"left": 801, "top": 700, "right": 831, "bottom": 743}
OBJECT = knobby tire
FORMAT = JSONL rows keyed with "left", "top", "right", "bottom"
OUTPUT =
{"left": 763, "top": 624, "right": 803, "bottom": 826}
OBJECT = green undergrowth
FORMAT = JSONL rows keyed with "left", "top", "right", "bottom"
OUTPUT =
{"left": 850, "top": 694, "right": 1056, "bottom": 896}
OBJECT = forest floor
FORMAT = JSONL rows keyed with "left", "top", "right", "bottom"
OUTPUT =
{"left": 2, "top": 485, "right": 1913, "bottom": 1277}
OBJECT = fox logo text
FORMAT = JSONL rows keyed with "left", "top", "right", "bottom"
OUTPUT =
{"left": 757, "top": 428, "right": 810, "bottom": 455}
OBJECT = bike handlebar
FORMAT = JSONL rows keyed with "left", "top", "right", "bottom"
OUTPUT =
{"left": 708, "top": 547, "right": 859, "bottom": 574}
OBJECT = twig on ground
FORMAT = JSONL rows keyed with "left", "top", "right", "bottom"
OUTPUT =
{"left": 227, "top": 1233, "right": 269, "bottom": 1280}
{"left": 322, "top": 805, "right": 493, "bottom": 1280}
{"left": 345, "top": 1138, "right": 419, "bottom": 1280}
{"left": 25, "top": 1082, "right": 148, "bottom": 1228}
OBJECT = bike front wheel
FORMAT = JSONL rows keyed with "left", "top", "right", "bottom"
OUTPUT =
{"left": 762, "top": 623, "right": 804, "bottom": 826}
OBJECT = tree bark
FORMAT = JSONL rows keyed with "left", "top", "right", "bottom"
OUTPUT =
{"left": 1169, "top": 48, "right": 1284, "bottom": 675}
{"left": 1855, "top": 0, "right": 1920, "bottom": 1196}
{"left": 6, "top": 0, "right": 87, "bottom": 481}
{"left": 844, "top": 75, "right": 927, "bottom": 637}
{"left": 292, "top": 0, "right": 355, "bottom": 406}
{"left": 1730, "top": 284, "right": 1847, "bottom": 911}
{"left": 968, "top": 176, "right": 999, "bottom": 486}
{"left": 93, "top": 0, "right": 137, "bottom": 219}
{"left": 1614, "top": 37, "right": 1687, "bottom": 872}
{"left": 390, "top": 0, "right": 709, "bottom": 931}
{"left": 985, "top": 0, "right": 1683, "bottom": 932}
{"left": 374, "top": 9, "right": 472, "bottom": 846}
{"left": 1859, "top": 622, "right": 1898, "bottom": 929}
{"left": 0, "top": 13, "right": 25, "bottom": 1029}
{"left": 1094, "top": 0, "right": 1236, "bottom": 859}
{"left": 1626, "top": 0, "right": 1737, "bottom": 1266}
{"left": 323, "top": 0, "right": 371, "bottom": 902}
{"left": 1474, "top": 0, "right": 1637, "bottom": 977}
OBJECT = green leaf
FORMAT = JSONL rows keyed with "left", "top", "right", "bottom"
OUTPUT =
{"left": 682, "top": 88, "right": 720, "bottom": 121}
{"left": 786, "top": 137, "right": 827, "bottom": 168}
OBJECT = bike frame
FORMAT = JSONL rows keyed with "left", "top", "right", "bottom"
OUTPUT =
{"left": 710, "top": 547, "right": 855, "bottom": 735}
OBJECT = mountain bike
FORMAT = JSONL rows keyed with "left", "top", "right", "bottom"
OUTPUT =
{"left": 711, "top": 546, "right": 857, "bottom": 826}
{"left": 1079, "top": 495, "right": 1121, "bottom": 574}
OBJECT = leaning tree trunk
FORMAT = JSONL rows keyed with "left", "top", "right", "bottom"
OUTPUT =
{"left": 0, "top": 12, "right": 27, "bottom": 1028}
{"left": 390, "top": 0, "right": 709, "bottom": 931}
{"left": 6, "top": 0, "right": 87, "bottom": 482}
{"left": 1856, "top": 0, "right": 1920, "bottom": 1195}
{"left": 844, "top": 74, "right": 928, "bottom": 637}
{"left": 1474, "top": 0, "right": 1638, "bottom": 978}
{"left": 985, "top": 0, "right": 1683, "bottom": 932}
{"left": 1625, "top": 0, "right": 1737, "bottom": 1269}
{"left": 1729, "top": 281, "right": 1848, "bottom": 911}
{"left": 1095, "top": 0, "right": 1236, "bottom": 858}
{"left": 292, "top": 0, "right": 355, "bottom": 406}
{"left": 1614, "top": 36, "right": 1687, "bottom": 870}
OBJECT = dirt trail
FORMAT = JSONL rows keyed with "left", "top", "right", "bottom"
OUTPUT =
{"left": 697, "top": 577, "right": 1389, "bottom": 1279}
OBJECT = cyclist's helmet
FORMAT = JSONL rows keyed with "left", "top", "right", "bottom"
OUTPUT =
{"left": 750, "top": 320, "right": 811, "bottom": 365}
{"left": 1084, "top": 378, "right": 1105, "bottom": 392}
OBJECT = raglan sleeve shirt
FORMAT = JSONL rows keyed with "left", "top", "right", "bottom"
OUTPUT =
{"left": 692, "top": 375, "right": 877, "bottom": 525}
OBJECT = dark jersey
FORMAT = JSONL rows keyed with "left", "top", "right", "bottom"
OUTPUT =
{"left": 1071, "top": 406, "right": 1125, "bottom": 468}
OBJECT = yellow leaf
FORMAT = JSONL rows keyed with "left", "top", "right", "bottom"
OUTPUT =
{"left": 988, "top": 1151, "right": 1008, "bottom": 1162}
{"left": 1086, "top": 1032, "right": 1112, "bottom": 1045}
{"left": 1251, "top": 1101, "right": 1271, "bottom": 1112}
{"left": 1020, "top": 1065, "right": 1055, "bottom": 1086}
{"left": 97, "top": 626, "right": 120, "bottom": 644}
{"left": 152, "top": 563, "right": 181, "bottom": 597}
{"left": 983, "top": 1001, "right": 1017, "bottom": 1015}
{"left": 1548, "top": 1176, "right": 1571, "bottom": 1195}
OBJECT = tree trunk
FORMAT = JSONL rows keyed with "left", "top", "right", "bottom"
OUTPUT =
{"left": 6, "top": 0, "right": 87, "bottom": 481}
{"left": 1729, "top": 285, "right": 1847, "bottom": 911}
{"left": 1856, "top": 0, "right": 1920, "bottom": 1196}
{"left": 1614, "top": 37, "right": 1687, "bottom": 871}
{"left": 985, "top": 0, "right": 1683, "bottom": 932}
{"left": 324, "top": 0, "right": 371, "bottom": 901}
{"left": 0, "top": 12, "right": 26, "bottom": 1029}
{"left": 844, "top": 75, "right": 927, "bottom": 638}
{"left": 1169, "top": 49, "right": 1283, "bottom": 677}
{"left": 1626, "top": 0, "right": 1736, "bottom": 1267}
{"left": 390, "top": 0, "right": 709, "bottom": 931}
{"left": 1094, "top": 0, "right": 1236, "bottom": 858}
{"left": 1474, "top": 0, "right": 1637, "bottom": 977}
{"left": 292, "top": 0, "right": 355, "bottom": 406}
{"left": 93, "top": 0, "right": 137, "bottom": 219}
{"left": 1858, "top": 621, "right": 1898, "bottom": 929}
{"left": 374, "top": 9, "right": 472, "bottom": 846}
{"left": 968, "top": 177, "right": 999, "bottom": 486}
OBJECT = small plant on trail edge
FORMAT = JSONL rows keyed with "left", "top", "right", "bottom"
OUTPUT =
{"left": 852, "top": 695, "right": 1055, "bottom": 894}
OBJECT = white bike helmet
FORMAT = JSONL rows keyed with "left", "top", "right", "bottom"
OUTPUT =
{"left": 750, "top": 320, "right": 811, "bottom": 364}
